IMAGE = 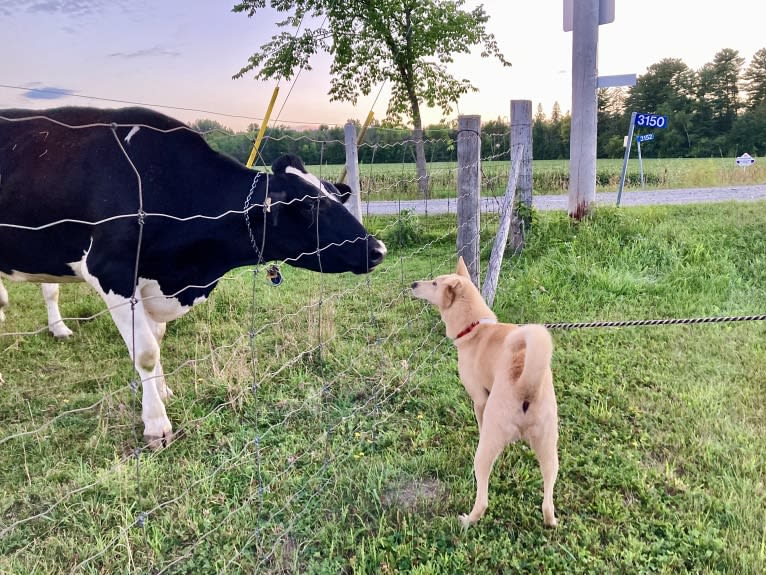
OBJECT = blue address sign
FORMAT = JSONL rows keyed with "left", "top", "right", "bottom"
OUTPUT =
{"left": 635, "top": 113, "right": 668, "bottom": 128}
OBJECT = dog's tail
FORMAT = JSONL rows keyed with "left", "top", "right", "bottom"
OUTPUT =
{"left": 510, "top": 324, "right": 553, "bottom": 402}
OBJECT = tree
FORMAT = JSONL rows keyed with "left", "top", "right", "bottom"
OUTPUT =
{"left": 742, "top": 47, "right": 766, "bottom": 111}
{"left": 696, "top": 48, "right": 744, "bottom": 153}
{"left": 730, "top": 101, "right": 766, "bottom": 156}
{"left": 625, "top": 58, "right": 696, "bottom": 156}
{"left": 597, "top": 88, "right": 626, "bottom": 158}
{"left": 232, "top": 0, "right": 510, "bottom": 197}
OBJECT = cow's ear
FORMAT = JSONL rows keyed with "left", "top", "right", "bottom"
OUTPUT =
{"left": 330, "top": 182, "right": 353, "bottom": 204}
{"left": 271, "top": 154, "right": 306, "bottom": 175}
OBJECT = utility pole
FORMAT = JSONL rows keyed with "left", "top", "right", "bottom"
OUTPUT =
{"left": 568, "top": 0, "right": 599, "bottom": 220}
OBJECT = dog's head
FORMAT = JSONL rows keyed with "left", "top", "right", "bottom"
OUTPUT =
{"left": 411, "top": 257, "right": 496, "bottom": 339}
{"left": 411, "top": 257, "right": 473, "bottom": 311}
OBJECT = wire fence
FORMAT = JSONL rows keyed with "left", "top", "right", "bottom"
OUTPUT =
{"left": 0, "top": 107, "right": 531, "bottom": 573}
{"left": 1, "top": 106, "right": 764, "bottom": 573}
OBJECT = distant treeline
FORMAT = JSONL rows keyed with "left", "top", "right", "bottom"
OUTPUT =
{"left": 192, "top": 118, "right": 512, "bottom": 167}
{"left": 196, "top": 47, "right": 766, "bottom": 164}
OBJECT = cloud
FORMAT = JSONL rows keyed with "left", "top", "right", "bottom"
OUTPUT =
{"left": 0, "top": 0, "right": 99, "bottom": 16}
{"left": 108, "top": 45, "right": 181, "bottom": 59}
{"left": 0, "top": 0, "right": 136, "bottom": 17}
{"left": 22, "top": 86, "right": 77, "bottom": 100}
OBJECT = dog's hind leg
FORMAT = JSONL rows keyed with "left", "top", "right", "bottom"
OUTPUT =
{"left": 529, "top": 429, "right": 559, "bottom": 527}
{"left": 460, "top": 400, "right": 517, "bottom": 528}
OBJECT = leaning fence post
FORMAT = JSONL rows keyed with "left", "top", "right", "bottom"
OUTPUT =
{"left": 343, "top": 121, "right": 363, "bottom": 222}
{"left": 482, "top": 146, "right": 524, "bottom": 307}
{"left": 457, "top": 114, "right": 482, "bottom": 288}
{"left": 509, "top": 100, "right": 533, "bottom": 252}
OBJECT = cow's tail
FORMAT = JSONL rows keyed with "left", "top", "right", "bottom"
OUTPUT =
{"left": 511, "top": 324, "right": 553, "bottom": 402}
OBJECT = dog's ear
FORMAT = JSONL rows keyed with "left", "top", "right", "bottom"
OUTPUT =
{"left": 456, "top": 257, "right": 470, "bottom": 278}
{"left": 441, "top": 276, "right": 461, "bottom": 308}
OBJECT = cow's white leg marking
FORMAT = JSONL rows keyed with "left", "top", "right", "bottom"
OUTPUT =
{"left": 139, "top": 279, "right": 202, "bottom": 402}
{"left": 80, "top": 265, "right": 172, "bottom": 447}
{"left": 141, "top": 286, "right": 171, "bottom": 400}
{"left": 41, "top": 283, "right": 73, "bottom": 339}
{"left": 0, "top": 279, "right": 7, "bottom": 323}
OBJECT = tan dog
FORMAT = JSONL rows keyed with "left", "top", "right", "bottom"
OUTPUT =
{"left": 411, "top": 257, "right": 559, "bottom": 528}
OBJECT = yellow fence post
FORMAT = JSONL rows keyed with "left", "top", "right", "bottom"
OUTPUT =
{"left": 246, "top": 87, "right": 280, "bottom": 168}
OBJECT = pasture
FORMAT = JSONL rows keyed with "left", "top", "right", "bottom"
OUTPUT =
{"left": 1, "top": 202, "right": 765, "bottom": 573}
{"left": 307, "top": 157, "right": 766, "bottom": 200}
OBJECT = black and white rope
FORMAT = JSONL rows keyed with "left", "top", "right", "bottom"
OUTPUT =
{"left": 545, "top": 314, "right": 766, "bottom": 330}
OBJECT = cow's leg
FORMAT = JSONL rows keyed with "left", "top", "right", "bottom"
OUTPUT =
{"left": 41, "top": 283, "right": 74, "bottom": 339}
{"left": 107, "top": 294, "right": 172, "bottom": 448}
{"left": 82, "top": 270, "right": 173, "bottom": 448}
{"left": 0, "top": 279, "right": 7, "bottom": 323}
{"left": 143, "top": 312, "right": 172, "bottom": 399}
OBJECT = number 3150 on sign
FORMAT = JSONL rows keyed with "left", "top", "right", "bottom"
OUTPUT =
{"left": 635, "top": 113, "right": 668, "bottom": 128}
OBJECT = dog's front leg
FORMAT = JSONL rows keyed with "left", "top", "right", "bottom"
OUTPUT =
{"left": 472, "top": 400, "right": 486, "bottom": 430}
{"left": 467, "top": 387, "right": 489, "bottom": 430}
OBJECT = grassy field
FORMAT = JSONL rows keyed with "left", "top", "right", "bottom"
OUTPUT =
{"left": 306, "top": 157, "right": 766, "bottom": 200}
{"left": 1, "top": 202, "right": 766, "bottom": 573}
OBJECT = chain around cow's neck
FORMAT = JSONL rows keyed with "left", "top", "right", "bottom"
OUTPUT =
{"left": 244, "top": 171, "right": 267, "bottom": 266}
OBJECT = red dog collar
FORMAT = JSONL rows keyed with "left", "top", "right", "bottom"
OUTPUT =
{"left": 454, "top": 318, "right": 496, "bottom": 340}
{"left": 455, "top": 321, "right": 480, "bottom": 340}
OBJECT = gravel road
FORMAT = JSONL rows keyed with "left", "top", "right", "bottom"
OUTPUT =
{"left": 362, "top": 184, "right": 766, "bottom": 215}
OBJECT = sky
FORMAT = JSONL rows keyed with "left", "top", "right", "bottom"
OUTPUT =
{"left": 2, "top": 0, "right": 766, "bottom": 132}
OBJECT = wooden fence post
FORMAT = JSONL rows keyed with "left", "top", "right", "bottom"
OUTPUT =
{"left": 343, "top": 121, "right": 363, "bottom": 222}
{"left": 509, "top": 100, "right": 533, "bottom": 252}
{"left": 482, "top": 145, "right": 524, "bottom": 307}
{"left": 457, "top": 115, "right": 482, "bottom": 288}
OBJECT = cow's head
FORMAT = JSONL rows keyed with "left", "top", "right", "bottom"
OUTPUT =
{"left": 253, "top": 154, "right": 386, "bottom": 274}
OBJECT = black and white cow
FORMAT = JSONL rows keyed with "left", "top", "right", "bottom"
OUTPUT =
{"left": 0, "top": 159, "right": 353, "bottom": 339}
{"left": 0, "top": 106, "right": 386, "bottom": 447}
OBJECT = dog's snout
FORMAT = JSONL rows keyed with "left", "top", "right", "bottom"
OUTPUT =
{"left": 411, "top": 281, "right": 418, "bottom": 289}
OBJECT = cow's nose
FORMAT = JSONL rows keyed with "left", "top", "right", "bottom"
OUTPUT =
{"left": 369, "top": 239, "right": 387, "bottom": 267}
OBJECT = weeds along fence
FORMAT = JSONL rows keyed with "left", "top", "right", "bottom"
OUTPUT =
{"left": 0, "top": 109, "right": 531, "bottom": 573}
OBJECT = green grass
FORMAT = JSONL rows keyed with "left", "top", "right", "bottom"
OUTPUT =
{"left": 1, "top": 202, "right": 766, "bottom": 573}
{"left": 309, "top": 157, "right": 766, "bottom": 200}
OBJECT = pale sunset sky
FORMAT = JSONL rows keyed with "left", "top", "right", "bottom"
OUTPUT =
{"left": 2, "top": 1, "right": 766, "bottom": 131}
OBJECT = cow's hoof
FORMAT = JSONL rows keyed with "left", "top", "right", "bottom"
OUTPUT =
{"left": 144, "top": 431, "right": 174, "bottom": 450}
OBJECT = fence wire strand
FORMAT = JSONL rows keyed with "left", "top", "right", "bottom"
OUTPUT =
{"left": 2, "top": 110, "right": 763, "bottom": 573}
